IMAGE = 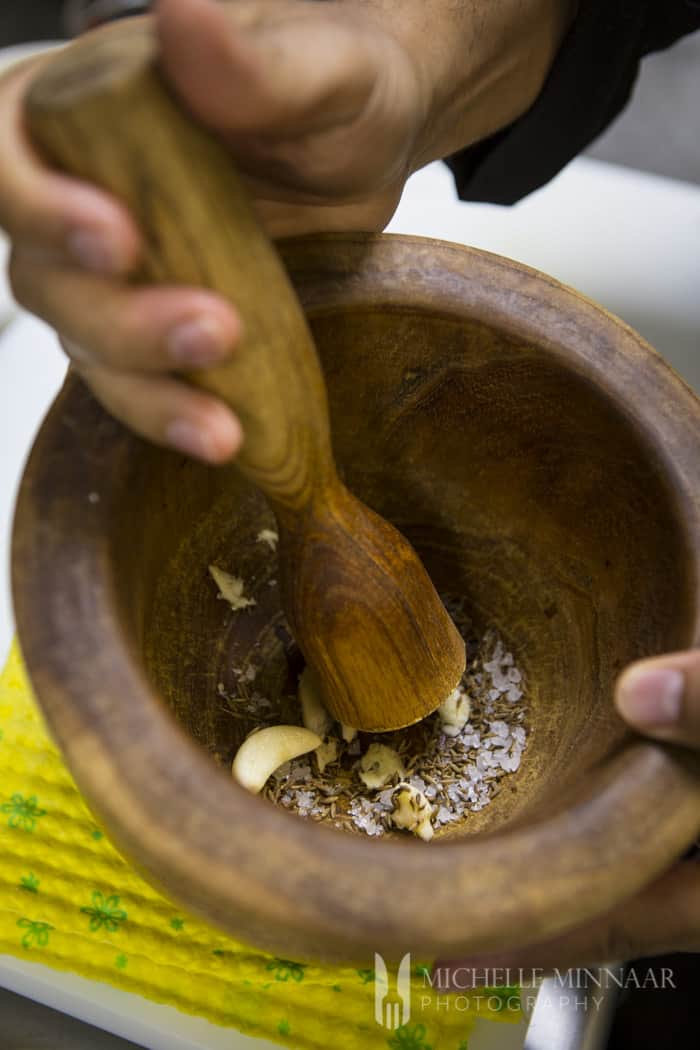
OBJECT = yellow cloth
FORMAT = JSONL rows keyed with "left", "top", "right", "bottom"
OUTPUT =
{"left": 0, "top": 642, "right": 520, "bottom": 1049}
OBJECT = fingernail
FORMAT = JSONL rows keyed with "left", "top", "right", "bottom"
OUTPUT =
{"left": 617, "top": 667, "right": 684, "bottom": 727}
{"left": 166, "top": 420, "right": 218, "bottom": 461}
{"left": 67, "top": 229, "right": 123, "bottom": 274}
{"left": 167, "top": 317, "right": 229, "bottom": 367}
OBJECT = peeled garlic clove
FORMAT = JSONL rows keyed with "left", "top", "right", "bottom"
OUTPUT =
{"left": 315, "top": 737, "right": 340, "bottom": 774}
{"left": 341, "top": 723, "right": 358, "bottom": 744}
{"left": 438, "top": 686, "right": 471, "bottom": 737}
{"left": 232, "top": 726, "right": 321, "bottom": 794}
{"left": 415, "top": 817, "right": 434, "bottom": 842}
{"left": 357, "top": 743, "right": 405, "bottom": 790}
{"left": 256, "top": 528, "right": 279, "bottom": 551}
{"left": 391, "top": 783, "right": 434, "bottom": 841}
{"left": 299, "top": 666, "right": 333, "bottom": 738}
{"left": 208, "top": 565, "right": 256, "bottom": 611}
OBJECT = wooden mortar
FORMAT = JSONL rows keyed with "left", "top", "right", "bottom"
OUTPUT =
{"left": 12, "top": 233, "right": 700, "bottom": 963}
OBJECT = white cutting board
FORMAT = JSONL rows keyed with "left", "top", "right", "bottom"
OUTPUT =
{"left": 2, "top": 142, "right": 700, "bottom": 1047}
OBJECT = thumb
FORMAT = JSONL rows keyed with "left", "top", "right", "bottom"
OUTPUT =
{"left": 615, "top": 650, "right": 700, "bottom": 749}
{"left": 155, "top": 0, "right": 376, "bottom": 138}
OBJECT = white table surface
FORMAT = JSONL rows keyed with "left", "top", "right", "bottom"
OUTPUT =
{"left": 1, "top": 60, "right": 699, "bottom": 1049}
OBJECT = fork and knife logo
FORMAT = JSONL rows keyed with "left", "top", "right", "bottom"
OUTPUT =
{"left": 375, "top": 952, "right": 412, "bottom": 1029}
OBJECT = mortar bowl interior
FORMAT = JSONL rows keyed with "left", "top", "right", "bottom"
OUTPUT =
{"left": 13, "top": 234, "right": 700, "bottom": 962}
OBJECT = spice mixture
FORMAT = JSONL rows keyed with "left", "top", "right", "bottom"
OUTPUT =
{"left": 218, "top": 592, "right": 528, "bottom": 839}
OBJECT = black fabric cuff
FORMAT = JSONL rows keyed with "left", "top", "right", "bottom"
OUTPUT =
{"left": 446, "top": 0, "right": 700, "bottom": 205}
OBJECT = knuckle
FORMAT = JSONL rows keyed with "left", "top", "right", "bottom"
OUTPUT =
{"left": 95, "top": 312, "right": 143, "bottom": 370}
{"left": 72, "top": 323, "right": 124, "bottom": 373}
{"left": 100, "top": 297, "right": 165, "bottom": 371}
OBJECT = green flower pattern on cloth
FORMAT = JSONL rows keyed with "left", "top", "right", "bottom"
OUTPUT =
{"left": 17, "top": 918, "right": 54, "bottom": 949}
{"left": 1, "top": 793, "right": 46, "bottom": 832}
{"left": 387, "top": 1024, "right": 432, "bottom": 1050}
{"left": 19, "top": 872, "right": 40, "bottom": 893}
{"left": 266, "top": 958, "right": 307, "bottom": 982}
{"left": 81, "top": 892, "right": 127, "bottom": 934}
{"left": 0, "top": 641, "right": 523, "bottom": 1050}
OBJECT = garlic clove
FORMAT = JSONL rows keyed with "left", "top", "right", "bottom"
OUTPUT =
{"left": 391, "top": 782, "right": 434, "bottom": 841}
{"left": 415, "top": 816, "right": 434, "bottom": 842}
{"left": 341, "top": 723, "right": 358, "bottom": 744}
{"left": 315, "top": 737, "right": 340, "bottom": 774}
{"left": 208, "top": 565, "right": 256, "bottom": 611}
{"left": 357, "top": 743, "right": 405, "bottom": 790}
{"left": 438, "top": 686, "right": 471, "bottom": 737}
{"left": 256, "top": 528, "right": 279, "bottom": 551}
{"left": 299, "top": 665, "right": 333, "bottom": 738}
{"left": 232, "top": 725, "right": 321, "bottom": 794}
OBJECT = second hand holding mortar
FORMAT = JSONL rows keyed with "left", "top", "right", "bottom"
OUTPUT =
{"left": 25, "top": 16, "right": 465, "bottom": 731}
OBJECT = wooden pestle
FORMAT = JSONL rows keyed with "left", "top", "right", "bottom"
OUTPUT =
{"left": 25, "top": 17, "right": 465, "bottom": 731}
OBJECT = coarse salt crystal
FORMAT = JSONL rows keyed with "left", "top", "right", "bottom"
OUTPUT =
{"left": 288, "top": 763, "right": 311, "bottom": 784}
{"left": 489, "top": 721, "right": 510, "bottom": 738}
{"left": 490, "top": 668, "right": 510, "bottom": 691}
{"left": 295, "top": 790, "right": 315, "bottom": 814}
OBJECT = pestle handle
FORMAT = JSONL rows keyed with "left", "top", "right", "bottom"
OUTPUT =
{"left": 24, "top": 15, "right": 468, "bottom": 732}
{"left": 24, "top": 17, "right": 334, "bottom": 513}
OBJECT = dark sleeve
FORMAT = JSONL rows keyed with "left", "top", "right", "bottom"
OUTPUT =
{"left": 446, "top": 0, "right": 700, "bottom": 205}
{"left": 0, "top": 2, "right": 66, "bottom": 47}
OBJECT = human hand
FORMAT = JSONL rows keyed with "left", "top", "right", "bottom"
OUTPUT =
{"left": 2, "top": 0, "right": 573, "bottom": 461}
{"left": 438, "top": 653, "right": 700, "bottom": 983}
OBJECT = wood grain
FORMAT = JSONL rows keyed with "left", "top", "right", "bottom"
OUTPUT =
{"left": 24, "top": 17, "right": 465, "bottom": 731}
{"left": 13, "top": 232, "right": 700, "bottom": 962}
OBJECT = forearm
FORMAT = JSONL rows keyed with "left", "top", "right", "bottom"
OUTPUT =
{"left": 355, "top": 0, "right": 577, "bottom": 171}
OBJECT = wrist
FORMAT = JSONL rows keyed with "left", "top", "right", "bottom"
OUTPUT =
{"left": 362, "top": 0, "right": 577, "bottom": 172}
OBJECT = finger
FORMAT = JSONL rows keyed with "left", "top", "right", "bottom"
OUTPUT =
{"left": 436, "top": 860, "right": 700, "bottom": 985}
{"left": 0, "top": 55, "right": 140, "bottom": 273}
{"left": 10, "top": 249, "right": 240, "bottom": 373}
{"left": 615, "top": 650, "right": 700, "bottom": 749}
{"left": 156, "top": 0, "right": 377, "bottom": 138}
{"left": 82, "top": 365, "right": 243, "bottom": 463}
